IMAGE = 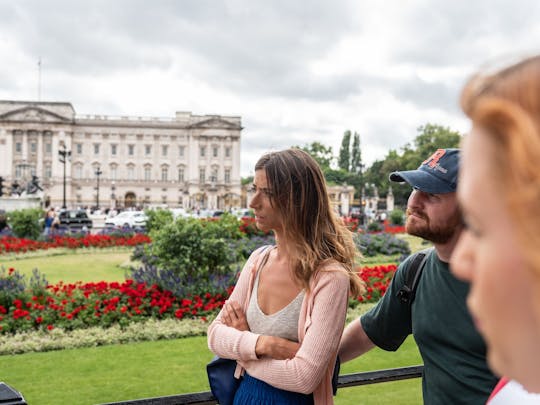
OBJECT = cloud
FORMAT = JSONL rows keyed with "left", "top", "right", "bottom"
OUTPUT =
{"left": 0, "top": 0, "right": 539, "bottom": 178}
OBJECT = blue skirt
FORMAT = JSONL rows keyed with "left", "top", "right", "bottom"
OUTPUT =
{"left": 233, "top": 373, "right": 314, "bottom": 405}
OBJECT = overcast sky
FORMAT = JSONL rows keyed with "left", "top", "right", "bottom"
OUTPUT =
{"left": 1, "top": 0, "right": 539, "bottom": 176}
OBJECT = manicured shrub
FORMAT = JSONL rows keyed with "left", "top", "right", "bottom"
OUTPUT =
{"left": 390, "top": 209, "right": 405, "bottom": 226}
{"left": 231, "top": 234, "right": 275, "bottom": 259}
{"left": 144, "top": 209, "right": 173, "bottom": 234}
{"left": 135, "top": 214, "right": 245, "bottom": 296}
{"left": 9, "top": 208, "right": 43, "bottom": 240}
{"left": 354, "top": 232, "right": 410, "bottom": 257}
{"left": 366, "top": 221, "right": 383, "bottom": 232}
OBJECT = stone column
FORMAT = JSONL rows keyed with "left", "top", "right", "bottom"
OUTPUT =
{"left": 36, "top": 131, "right": 43, "bottom": 177}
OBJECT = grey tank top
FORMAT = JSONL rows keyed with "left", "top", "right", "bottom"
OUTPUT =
{"left": 246, "top": 269, "right": 305, "bottom": 342}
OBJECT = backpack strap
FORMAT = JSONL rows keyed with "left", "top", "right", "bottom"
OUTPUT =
{"left": 396, "top": 248, "right": 432, "bottom": 305}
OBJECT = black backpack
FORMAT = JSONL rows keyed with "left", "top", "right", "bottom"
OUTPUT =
{"left": 396, "top": 248, "right": 433, "bottom": 305}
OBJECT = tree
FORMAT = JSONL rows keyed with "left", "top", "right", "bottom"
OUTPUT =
{"left": 413, "top": 123, "right": 462, "bottom": 159}
{"left": 241, "top": 176, "right": 253, "bottom": 185}
{"left": 338, "top": 130, "right": 351, "bottom": 171}
{"left": 351, "top": 132, "right": 362, "bottom": 174}
{"left": 363, "top": 123, "right": 462, "bottom": 206}
{"left": 296, "top": 142, "right": 334, "bottom": 171}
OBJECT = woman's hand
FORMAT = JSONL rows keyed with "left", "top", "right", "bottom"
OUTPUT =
{"left": 221, "top": 300, "right": 250, "bottom": 331}
{"left": 255, "top": 336, "right": 300, "bottom": 360}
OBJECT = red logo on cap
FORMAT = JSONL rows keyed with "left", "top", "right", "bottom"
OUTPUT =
{"left": 423, "top": 149, "right": 446, "bottom": 168}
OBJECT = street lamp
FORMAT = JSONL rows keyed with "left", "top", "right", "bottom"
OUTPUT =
{"left": 95, "top": 165, "right": 103, "bottom": 210}
{"left": 58, "top": 143, "right": 71, "bottom": 209}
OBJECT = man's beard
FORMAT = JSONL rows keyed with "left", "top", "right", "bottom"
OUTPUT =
{"left": 405, "top": 208, "right": 462, "bottom": 244}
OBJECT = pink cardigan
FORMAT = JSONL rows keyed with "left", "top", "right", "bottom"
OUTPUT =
{"left": 207, "top": 246, "right": 350, "bottom": 404}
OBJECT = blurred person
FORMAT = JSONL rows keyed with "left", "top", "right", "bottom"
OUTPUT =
{"left": 207, "top": 148, "right": 363, "bottom": 404}
{"left": 43, "top": 208, "right": 55, "bottom": 236}
{"left": 0, "top": 210, "right": 8, "bottom": 233}
{"left": 339, "top": 149, "right": 498, "bottom": 404}
{"left": 452, "top": 55, "right": 540, "bottom": 403}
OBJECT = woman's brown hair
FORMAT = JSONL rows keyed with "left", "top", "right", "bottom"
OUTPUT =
{"left": 255, "top": 148, "right": 364, "bottom": 296}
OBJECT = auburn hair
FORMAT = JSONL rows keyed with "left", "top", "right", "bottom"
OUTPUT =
{"left": 461, "top": 55, "right": 540, "bottom": 277}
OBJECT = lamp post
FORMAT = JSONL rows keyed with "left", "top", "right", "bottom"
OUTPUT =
{"left": 58, "top": 144, "right": 71, "bottom": 209}
{"left": 95, "top": 165, "right": 103, "bottom": 210}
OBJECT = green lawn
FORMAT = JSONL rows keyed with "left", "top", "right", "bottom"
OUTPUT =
{"left": 0, "top": 335, "right": 422, "bottom": 405}
{"left": 0, "top": 250, "right": 131, "bottom": 283}
{"left": 0, "top": 237, "right": 424, "bottom": 404}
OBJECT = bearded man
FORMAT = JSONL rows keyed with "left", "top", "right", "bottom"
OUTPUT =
{"left": 339, "top": 149, "right": 498, "bottom": 405}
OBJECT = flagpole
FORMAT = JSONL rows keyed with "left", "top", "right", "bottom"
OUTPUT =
{"left": 38, "top": 57, "right": 41, "bottom": 101}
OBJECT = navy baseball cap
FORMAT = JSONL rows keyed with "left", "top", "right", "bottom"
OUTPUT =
{"left": 389, "top": 148, "right": 460, "bottom": 194}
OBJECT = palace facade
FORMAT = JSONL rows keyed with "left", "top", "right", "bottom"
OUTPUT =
{"left": 0, "top": 100, "right": 242, "bottom": 210}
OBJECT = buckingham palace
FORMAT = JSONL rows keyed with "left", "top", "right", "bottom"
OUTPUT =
{"left": 0, "top": 100, "right": 243, "bottom": 210}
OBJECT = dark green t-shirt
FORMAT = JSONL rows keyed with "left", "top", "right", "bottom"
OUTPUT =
{"left": 361, "top": 249, "right": 498, "bottom": 404}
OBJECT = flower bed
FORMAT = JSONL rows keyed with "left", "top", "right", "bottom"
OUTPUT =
{"left": 0, "top": 234, "right": 151, "bottom": 254}
{"left": 0, "top": 277, "right": 230, "bottom": 334}
{"left": 0, "top": 263, "right": 399, "bottom": 335}
{"left": 355, "top": 264, "right": 397, "bottom": 303}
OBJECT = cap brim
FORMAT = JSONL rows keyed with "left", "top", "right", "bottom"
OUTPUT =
{"left": 389, "top": 170, "right": 455, "bottom": 194}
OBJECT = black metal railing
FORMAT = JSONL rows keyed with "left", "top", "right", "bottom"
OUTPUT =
{"left": 99, "top": 365, "right": 424, "bottom": 405}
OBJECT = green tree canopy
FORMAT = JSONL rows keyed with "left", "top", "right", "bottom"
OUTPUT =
{"left": 363, "top": 123, "right": 462, "bottom": 206}
{"left": 296, "top": 142, "right": 334, "bottom": 171}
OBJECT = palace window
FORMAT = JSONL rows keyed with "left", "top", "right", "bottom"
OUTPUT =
{"left": 210, "top": 168, "right": 218, "bottom": 183}
{"left": 199, "top": 168, "right": 205, "bottom": 183}
{"left": 128, "top": 144, "right": 135, "bottom": 156}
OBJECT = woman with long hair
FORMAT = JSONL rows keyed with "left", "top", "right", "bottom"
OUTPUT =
{"left": 208, "top": 148, "right": 363, "bottom": 404}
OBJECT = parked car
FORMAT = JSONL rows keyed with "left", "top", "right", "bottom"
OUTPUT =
{"left": 195, "top": 209, "right": 224, "bottom": 218}
{"left": 104, "top": 210, "right": 147, "bottom": 228}
{"left": 232, "top": 208, "right": 253, "bottom": 218}
{"left": 58, "top": 209, "right": 93, "bottom": 230}
{"left": 170, "top": 208, "right": 194, "bottom": 219}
